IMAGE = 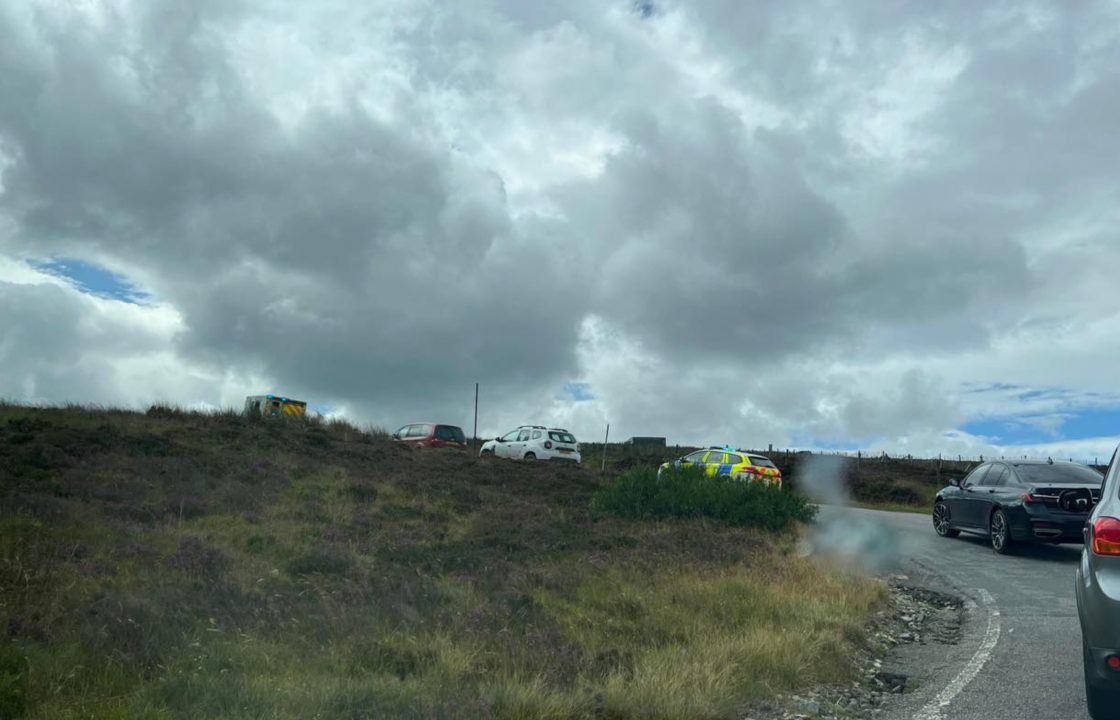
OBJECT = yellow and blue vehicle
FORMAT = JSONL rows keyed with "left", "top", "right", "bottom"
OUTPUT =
{"left": 658, "top": 446, "right": 782, "bottom": 487}
{"left": 244, "top": 394, "right": 307, "bottom": 419}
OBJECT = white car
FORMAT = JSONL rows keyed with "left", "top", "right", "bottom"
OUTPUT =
{"left": 480, "top": 425, "right": 581, "bottom": 463}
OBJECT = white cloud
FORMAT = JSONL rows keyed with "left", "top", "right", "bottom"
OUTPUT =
{"left": 1, "top": 0, "right": 1119, "bottom": 458}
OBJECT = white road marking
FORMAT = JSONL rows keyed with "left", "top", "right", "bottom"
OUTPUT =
{"left": 913, "top": 588, "right": 1001, "bottom": 720}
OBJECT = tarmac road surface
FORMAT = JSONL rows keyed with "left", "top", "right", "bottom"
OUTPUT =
{"left": 815, "top": 505, "right": 1091, "bottom": 720}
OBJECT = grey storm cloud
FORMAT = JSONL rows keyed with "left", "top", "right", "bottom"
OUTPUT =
{"left": 1, "top": 0, "right": 1119, "bottom": 450}
{"left": 0, "top": 1, "right": 588, "bottom": 418}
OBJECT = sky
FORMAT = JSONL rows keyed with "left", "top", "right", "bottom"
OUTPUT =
{"left": 1, "top": 0, "right": 1119, "bottom": 462}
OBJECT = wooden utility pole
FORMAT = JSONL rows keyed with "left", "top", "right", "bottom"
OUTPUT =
{"left": 473, "top": 383, "right": 479, "bottom": 441}
{"left": 601, "top": 423, "right": 610, "bottom": 473}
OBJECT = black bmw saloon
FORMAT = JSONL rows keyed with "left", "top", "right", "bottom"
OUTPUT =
{"left": 932, "top": 459, "right": 1103, "bottom": 553}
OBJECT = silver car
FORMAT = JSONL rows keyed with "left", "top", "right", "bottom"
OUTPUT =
{"left": 1077, "top": 447, "right": 1120, "bottom": 719}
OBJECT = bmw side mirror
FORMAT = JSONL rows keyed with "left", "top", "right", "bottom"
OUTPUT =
{"left": 951, "top": 477, "right": 961, "bottom": 487}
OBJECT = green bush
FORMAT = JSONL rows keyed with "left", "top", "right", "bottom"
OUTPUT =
{"left": 0, "top": 640, "right": 28, "bottom": 719}
{"left": 285, "top": 546, "right": 353, "bottom": 576}
{"left": 592, "top": 465, "right": 817, "bottom": 532}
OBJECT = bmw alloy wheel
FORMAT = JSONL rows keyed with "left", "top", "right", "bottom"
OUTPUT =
{"left": 933, "top": 502, "right": 958, "bottom": 538}
{"left": 990, "top": 509, "right": 1012, "bottom": 554}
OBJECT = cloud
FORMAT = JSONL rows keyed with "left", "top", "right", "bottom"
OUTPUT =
{"left": 0, "top": 260, "right": 257, "bottom": 408}
{"left": 1, "top": 1, "right": 1119, "bottom": 457}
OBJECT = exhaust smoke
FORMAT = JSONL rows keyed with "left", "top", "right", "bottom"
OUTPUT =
{"left": 795, "top": 454, "right": 915, "bottom": 573}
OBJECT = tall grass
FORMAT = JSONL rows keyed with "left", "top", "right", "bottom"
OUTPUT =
{"left": 0, "top": 403, "right": 876, "bottom": 719}
{"left": 592, "top": 465, "right": 817, "bottom": 531}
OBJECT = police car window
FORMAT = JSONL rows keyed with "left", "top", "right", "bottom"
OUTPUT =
{"left": 707, "top": 452, "right": 729, "bottom": 464}
{"left": 683, "top": 451, "right": 707, "bottom": 462}
{"left": 727, "top": 454, "right": 743, "bottom": 464}
{"left": 749, "top": 455, "right": 776, "bottom": 468}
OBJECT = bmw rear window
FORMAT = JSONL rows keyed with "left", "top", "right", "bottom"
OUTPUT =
{"left": 748, "top": 455, "right": 776, "bottom": 468}
{"left": 1015, "top": 464, "right": 1102, "bottom": 484}
{"left": 549, "top": 431, "right": 576, "bottom": 443}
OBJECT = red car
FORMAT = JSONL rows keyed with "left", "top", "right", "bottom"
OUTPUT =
{"left": 391, "top": 423, "right": 467, "bottom": 449}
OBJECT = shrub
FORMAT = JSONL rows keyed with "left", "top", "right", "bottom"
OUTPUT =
{"left": 591, "top": 465, "right": 816, "bottom": 532}
{"left": 145, "top": 404, "right": 184, "bottom": 420}
{"left": 285, "top": 547, "right": 353, "bottom": 576}
{"left": 168, "top": 536, "right": 230, "bottom": 578}
{"left": 345, "top": 478, "right": 379, "bottom": 503}
{"left": 0, "top": 640, "right": 28, "bottom": 719}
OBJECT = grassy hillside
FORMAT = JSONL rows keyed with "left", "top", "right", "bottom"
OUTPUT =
{"left": 0, "top": 404, "right": 882, "bottom": 719}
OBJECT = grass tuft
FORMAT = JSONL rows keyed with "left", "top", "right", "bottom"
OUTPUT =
{"left": 0, "top": 640, "right": 29, "bottom": 719}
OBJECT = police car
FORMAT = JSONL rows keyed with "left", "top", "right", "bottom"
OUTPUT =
{"left": 658, "top": 447, "right": 782, "bottom": 487}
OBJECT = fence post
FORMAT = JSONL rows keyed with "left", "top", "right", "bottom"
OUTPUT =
{"left": 600, "top": 423, "right": 610, "bottom": 474}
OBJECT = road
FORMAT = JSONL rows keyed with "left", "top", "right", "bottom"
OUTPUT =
{"left": 815, "top": 505, "right": 1088, "bottom": 720}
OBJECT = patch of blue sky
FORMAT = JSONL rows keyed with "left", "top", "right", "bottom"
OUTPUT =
{"left": 965, "top": 382, "right": 1117, "bottom": 406}
{"left": 962, "top": 406, "right": 1120, "bottom": 444}
{"left": 561, "top": 382, "right": 594, "bottom": 402}
{"left": 32, "top": 257, "right": 149, "bottom": 304}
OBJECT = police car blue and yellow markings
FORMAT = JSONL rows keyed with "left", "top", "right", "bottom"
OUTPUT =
{"left": 659, "top": 447, "right": 782, "bottom": 487}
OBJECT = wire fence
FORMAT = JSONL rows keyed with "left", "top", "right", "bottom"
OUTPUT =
{"left": 581, "top": 441, "right": 1110, "bottom": 477}
{"left": 761, "top": 447, "right": 1107, "bottom": 469}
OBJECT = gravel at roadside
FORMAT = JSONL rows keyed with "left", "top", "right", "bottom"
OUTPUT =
{"left": 741, "top": 575, "right": 965, "bottom": 720}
